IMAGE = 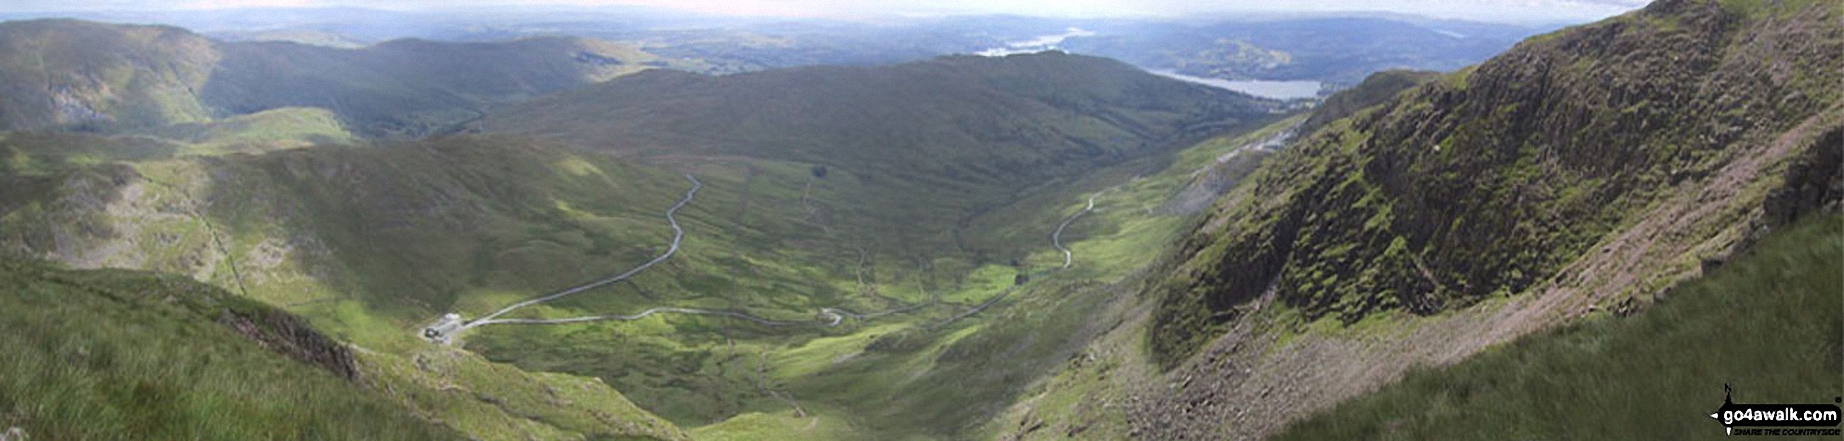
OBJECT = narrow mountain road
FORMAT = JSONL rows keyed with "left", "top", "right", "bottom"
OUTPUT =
{"left": 436, "top": 173, "right": 927, "bottom": 341}
{"left": 453, "top": 174, "right": 702, "bottom": 333}
{"left": 1052, "top": 188, "right": 1113, "bottom": 269}
{"left": 933, "top": 185, "right": 1123, "bottom": 328}
{"left": 433, "top": 175, "right": 1125, "bottom": 340}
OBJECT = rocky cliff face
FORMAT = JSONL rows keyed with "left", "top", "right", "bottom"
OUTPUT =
{"left": 1149, "top": 0, "right": 1844, "bottom": 365}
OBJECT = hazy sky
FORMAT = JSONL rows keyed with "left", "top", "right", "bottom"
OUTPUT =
{"left": 3, "top": 0, "right": 1651, "bottom": 24}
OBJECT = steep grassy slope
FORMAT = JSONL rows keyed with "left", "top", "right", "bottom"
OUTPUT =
{"left": 1277, "top": 215, "right": 1842, "bottom": 440}
{"left": 0, "top": 19, "right": 660, "bottom": 137}
{"left": 0, "top": 258, "right": 457, "bottom": 440}
{"left": 1150, "top": 0, "right": 1844, "bottom": 365}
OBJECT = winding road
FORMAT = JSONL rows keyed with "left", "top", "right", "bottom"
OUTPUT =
{"left": 435, "top": 173, "right": 927, "bottom": 341}
{"left": 1051, "top": 189, "right": 1111, "bottom": 269}
{"left": 932, "top": 185, "right": 1122, "bottom": 328}
{"left": 455, "top": 174, "right": 702, "bottom": 332}
{"left": 430, "top": 175, "right": 1124, "bottom": 341}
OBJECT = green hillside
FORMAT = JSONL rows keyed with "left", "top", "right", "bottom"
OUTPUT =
{"left": 1277, "top": 215, "right": 1843, "bottom": 440}
{"left": 131, "top": 107, "right": 358, "bottom": 155}
{"left": 0, "top": 258, "right": 457, "bottom": 440}
{"left": 202, "top": 36, "right": 667, "bottom": 137}
{"left": 0, "top": 19, "right": 216, "bottom": 131}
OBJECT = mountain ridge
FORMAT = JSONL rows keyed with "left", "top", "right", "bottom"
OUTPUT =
{"left": 0, "top": 18, "right": 661, "bottom": 137}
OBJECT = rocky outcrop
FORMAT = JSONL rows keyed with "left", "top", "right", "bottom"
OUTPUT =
{"left": 217, "top": 307, "right": 361, "bottom": 381}
{"left": 1762, "top": 125, "right": 1843, "bottom": 227}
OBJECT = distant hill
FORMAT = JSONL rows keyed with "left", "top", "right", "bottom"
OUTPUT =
{"left": 0, "top": 19, "right": 218, "bottom": 131}
{"left": 202, "top": 36, "right": 662, "bottom": 136}
{"left": 1061, "top": 17, "right": 1536, "bottom": 85}
{"left": 493, "top": 51, "right": 1282, "bottom": 255}
{"left": 498, "top": 52, "right": 1270, "bottom": 177}
{"left": 0, "top": 19, "right": 661, "bottom": 137}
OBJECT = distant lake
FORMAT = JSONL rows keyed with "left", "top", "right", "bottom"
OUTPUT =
{"left": 1147, "top": 70, "right": 1323, "bottom": 100}
{"left": 976, "top": 27, "right": 1097, "bottom": 57}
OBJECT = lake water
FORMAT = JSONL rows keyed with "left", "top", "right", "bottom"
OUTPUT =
{"left": 976, "top": 27, "right": 1096, "bottom": 57}
{"left": 1148, "top": 70, "right": 1323, "bottom": 100}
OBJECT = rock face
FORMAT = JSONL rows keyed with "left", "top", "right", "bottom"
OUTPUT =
{"left": 1762, "top": 125, "right": 1843, "bottom": 227}
{"left": 218, "top": 307, "right": 361, "bottom": 381}
{"left": 1148, "top": 0, "right": 1844, "bottom": 366}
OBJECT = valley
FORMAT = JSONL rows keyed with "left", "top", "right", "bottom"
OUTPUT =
{"left": 0, "top": 1, "right": 1838, "bottom": 440}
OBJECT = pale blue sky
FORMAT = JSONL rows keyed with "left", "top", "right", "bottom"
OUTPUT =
{"left": 0, "top": 0, "right": 1650, "bottom": 23}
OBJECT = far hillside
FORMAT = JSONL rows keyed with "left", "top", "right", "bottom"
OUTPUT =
{"left": 0, "top": 19, "right": 666, "bottom": 137}
{"left": 493, "top": 51, "right": 1283, "bottom": 258}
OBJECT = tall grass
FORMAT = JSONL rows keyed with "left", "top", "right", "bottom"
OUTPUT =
{"left": 0, "top": 259, "right": 455, "bottom": 440}
{"left": 1277, "top": 216, "right": 1843, "bottom": 440}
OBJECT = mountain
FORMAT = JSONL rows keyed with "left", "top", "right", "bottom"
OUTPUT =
{"left": 0, "top": 19, "right": 218, "bottom": 131}
{"left": 994, "top": 0, "right": 1843, "bottom": 439}
{"left": 0, "top": 19, "right": 661, "bottom": 137}
{"left": 200, "top": 36, "right": 663, "bottom": 136}
{"left": 493, "top": 51, "right": 1280, "bottom": 257}
{"left": 1151, "top": 0, "right": 1841, "bottom": 353}
{"left": 496, "top": 52, "right": 1270, "bottom": 166}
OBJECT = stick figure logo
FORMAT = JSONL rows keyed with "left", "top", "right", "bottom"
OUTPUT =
{"left": 1710, "top": 383, "right": 1843, "bottom": 436}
